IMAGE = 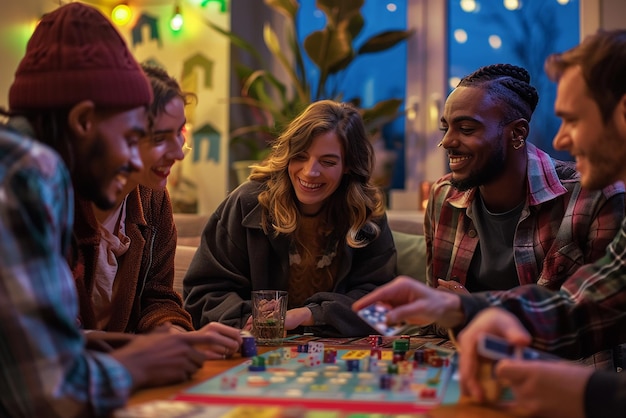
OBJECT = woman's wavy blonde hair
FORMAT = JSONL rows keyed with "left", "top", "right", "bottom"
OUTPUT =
{"left": 249, "top": 100, "right": 385, "bottom": 248}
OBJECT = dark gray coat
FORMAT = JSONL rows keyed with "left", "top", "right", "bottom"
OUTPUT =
{"left": 183, "top": 181, "right": 397, "bottom": 337}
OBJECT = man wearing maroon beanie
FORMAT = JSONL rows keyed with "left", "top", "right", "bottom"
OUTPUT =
{"left": 0, "top": 3, "right": 231, "bottom": 417}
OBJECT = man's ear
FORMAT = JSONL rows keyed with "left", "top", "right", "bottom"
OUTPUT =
{"left": 67, "top": 100, "right": 96, "bottom": 140}
{"left": 614, "top": 94, "right": 626, "bottom": 135}
{"left": 511, "top": 118, "right": 529, "bottom": 139}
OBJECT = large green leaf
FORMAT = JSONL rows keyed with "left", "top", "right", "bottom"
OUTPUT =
{"left": 263, "top": 23, "right": 310, "bottom": 103}
{"left": 303, "top": 28, "right": 352, "bottom": 73}
{"left": 358, "top": 29, "right": 416, "bottom": 54}
{"left": 360, "top": 98, "right": 405, "bottom": 134}
{"left": 316, "top": 0, "right": 364, "bottom": 27}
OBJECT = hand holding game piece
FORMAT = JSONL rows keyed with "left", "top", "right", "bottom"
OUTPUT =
{"left": 457, "top": 307, "right": 532, "bottom": 403}
{"left": 494, "top": 359, "right": 592, "bottom": 418}
{"left": 192, "top": 322, "right": 243, "bottom": 360}
{"left": 352, "top": 276, "right": 465, "bottom": 329}
{"left": 356, "top": 302, "right": 411, "bottom": 336}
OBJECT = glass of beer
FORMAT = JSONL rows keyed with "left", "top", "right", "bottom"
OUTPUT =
{"left": 251, "top": 290, "right": 288, "bottom": 345}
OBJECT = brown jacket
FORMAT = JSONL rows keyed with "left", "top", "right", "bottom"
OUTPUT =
{"left": 70, "top": 186, "right": 193, "bottom": 333}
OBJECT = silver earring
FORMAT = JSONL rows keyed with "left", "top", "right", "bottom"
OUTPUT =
{"left": 513, "top": 138, "right": 525, "bottom": 150}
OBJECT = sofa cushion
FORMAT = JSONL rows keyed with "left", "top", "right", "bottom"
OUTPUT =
{"left": 174, "top": 245, "right": 197, "bottom": 296}
{"left": 391, "top": 230, "right": 427, "bottom": 283}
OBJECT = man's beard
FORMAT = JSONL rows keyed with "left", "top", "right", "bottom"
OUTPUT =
{"left": 450, "top": 145, "right": 506, "bottom": 191}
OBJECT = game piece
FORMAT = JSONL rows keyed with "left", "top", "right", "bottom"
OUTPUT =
{"left": 430, "top": 356, "right": 444, "bottom": 368}
{"left": 413, "top": 349, "right": 424, "bottom": 365}
{"left": 357, "top": 303, "right": 411, "bottom": 336}
{"left": 370, "top": 347, "right": 382, "bottom": 359}
{"left": 323, "top": 348, "right": 337, "bottom": 363}
{"left": 267, "top": 352, "right": 281, "bottom": 365}
{"left": 392, "top": 352, "right": 404, "bottom": 364}
{"left": 477, "top": 357, "right": 502, "bottom": 403}
{"left": 220, "top": 376, "right": 237, "bottom": 390}
{"left": 379, "top": 374, "right": 392, "bottom": 390}
{"left": 309, "top": 341, "right": 324, "bottom": 353}
{"left": 306, "top": 353, "right": 321, "bottom": 367}
{"left": 392, "top": 339, "right": 409, "bottom": 352}
{"left": 248, "top": 356, "right": 266, "bottom": 372}
{"left": 240, "top": 335, "right": 257, "bottom": 358}
{"left": 346, "top": 359, "right": 360, "bottom": 372}
{"left": 420, "top": 388, "right": 437, "bottom": 399}
{"left": 477, "top": 334, "right": 560, "bottom": 361}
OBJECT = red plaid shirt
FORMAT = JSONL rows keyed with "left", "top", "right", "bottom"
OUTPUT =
{"left": 425, "top": 143, "right": 625, "bottom": 291}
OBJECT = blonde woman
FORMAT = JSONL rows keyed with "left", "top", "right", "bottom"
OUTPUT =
{"left": 184, "top": 100, "right": 396, "bottom": 337}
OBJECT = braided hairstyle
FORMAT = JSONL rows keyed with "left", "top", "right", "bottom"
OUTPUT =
{"left": 457, "top": 64, "right": 539, "bottom": 122}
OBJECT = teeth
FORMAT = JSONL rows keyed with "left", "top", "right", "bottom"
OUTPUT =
{"left": 116, "top": 174, "right": 128, "bottom": 187}
{"left": 299, "top": 178, "right": 322, "bottom": 189}
{"left": 449, "top": 155, "right": 471, "bottom": 164}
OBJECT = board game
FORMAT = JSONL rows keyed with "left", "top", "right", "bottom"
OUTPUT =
{"left": 173, "top": 343, "right": 460, "bottom": 414}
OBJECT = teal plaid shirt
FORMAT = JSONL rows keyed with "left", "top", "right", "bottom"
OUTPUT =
{"left": 425, "top": 143, "right": 625, "bottom": 291}
{"left": 0, "top": 121, "right": 132, "bottom": 417}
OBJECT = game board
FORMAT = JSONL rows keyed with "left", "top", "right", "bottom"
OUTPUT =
{"left": 173, "top": 346, "right": 459, "bottom": 414}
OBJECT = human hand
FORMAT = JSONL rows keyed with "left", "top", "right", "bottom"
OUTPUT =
{"left": 352, "top": 276, "right": 464, "bottom": 328}
{"left": 193, "top": 322, "right": 243, "bottom": 360}
{"left": 457, "top": 307, "right": 532, "bottom": 403}
{"left": 285, "top": 307, "right": 313, "bottom": 330}
{"left": 437, "top": 278, "right": 470, "bottom": 295}
{"left": 243, "top": 315, "right": 253, "bottom": 332}
{"left": 111, "top": 332, "right": 215, "bottom": 390}
{"left": 495, "top": 359, "right": 592, "bottom": 418}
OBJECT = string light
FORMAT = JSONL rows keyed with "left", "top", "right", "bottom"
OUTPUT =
{"left": 111, "top": 3, "right": 132, "bottom": 26}
{"left": 200, "top": 0, "right": 227, "bottom": 12}
{"left": 169, "top": 3, "right": 183, "bottom": 31}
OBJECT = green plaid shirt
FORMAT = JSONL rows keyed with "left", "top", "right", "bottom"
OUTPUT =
{"left": 0, "top": 121, "right": 131, "bottom": 417}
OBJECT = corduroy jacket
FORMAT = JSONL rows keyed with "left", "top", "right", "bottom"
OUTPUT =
{"left": 71, "top": 186, "right": 193, "bottom": 333}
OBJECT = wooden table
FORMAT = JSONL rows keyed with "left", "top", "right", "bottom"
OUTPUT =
{"left": 125, "top": 345, "right": 513, "bottom": 418}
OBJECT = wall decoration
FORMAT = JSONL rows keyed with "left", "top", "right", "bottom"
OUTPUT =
{"left": 182, "top": 53, "right": 214, "bottom": 90}
{"left": 131, "top": 13, "right": 162, "bottom": 48}
{"left": 192, "top": 123, "right": 221, "bottom": 164}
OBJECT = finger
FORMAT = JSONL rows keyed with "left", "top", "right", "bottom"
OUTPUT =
{"left": 387, "top": 302, "right": 426, "bottom": 325}
{"left": 458, "top": 334, "right": 484, "bottom": 401}
{"left": 352, "top": 282, "right": 397, "bottom": 311}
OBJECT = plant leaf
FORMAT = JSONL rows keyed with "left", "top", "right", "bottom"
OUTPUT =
{"left": 358, "top": 29, "right": 415, "bottom": 54}
{"left": 263, "top": 23, "right": 310, "bottom": 103}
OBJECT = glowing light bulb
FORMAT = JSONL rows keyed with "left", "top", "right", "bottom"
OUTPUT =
{"left": 111, "top": 3, "right": 132, "bottom": 26}
{"left": 170, "top": 6, "right": 183, "bottom": 31}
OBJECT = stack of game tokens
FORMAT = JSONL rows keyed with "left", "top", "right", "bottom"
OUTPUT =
{"left": 240, "top": 332, "right": 257, "bottom": 357}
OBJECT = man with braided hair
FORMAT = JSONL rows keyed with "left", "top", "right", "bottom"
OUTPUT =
{"left": 424, "top": 63, "right": 624, "bottom": 367}
{"left": 428, "top": 63, "right": 622, "bottom": 295}
{"left": 354, "top": 31, "right": 626, "bottom": 417}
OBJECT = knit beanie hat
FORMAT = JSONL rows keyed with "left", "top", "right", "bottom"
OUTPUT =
{"left": 9, "top": 2, "right": 152, "bottom": 111}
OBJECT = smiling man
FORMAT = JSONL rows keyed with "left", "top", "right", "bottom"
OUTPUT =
{"left": 425, "top": 64, "right": 623, "bottom": 299}
{"left": 424, "top": 64, "right": 624, "bottom": 368}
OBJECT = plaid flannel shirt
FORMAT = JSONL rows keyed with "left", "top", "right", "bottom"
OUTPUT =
{"left": 425, "top": 143, "right": 624, "bottom": 291}
{"left": 0, "top": 121, "right": 132, "bottom": 417}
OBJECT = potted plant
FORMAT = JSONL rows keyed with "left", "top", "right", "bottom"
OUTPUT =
{"left": 211, "top": 0, "right": 414, "bottom": 185}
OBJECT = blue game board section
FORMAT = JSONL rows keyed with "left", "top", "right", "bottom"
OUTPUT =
{"left": 181, "top": 348, "right": 458, "bottom": 412}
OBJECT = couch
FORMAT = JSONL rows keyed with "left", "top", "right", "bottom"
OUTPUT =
{"left": 173, "top": 211, "right": 426, "bottom": 296}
